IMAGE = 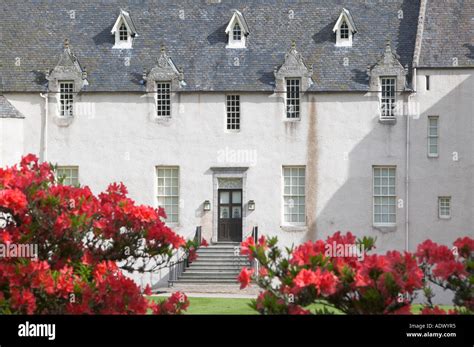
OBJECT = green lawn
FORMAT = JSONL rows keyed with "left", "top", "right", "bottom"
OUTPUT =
{"left": 149, "top": 296, "right": 257, "bottom": 315}
{"left": 149, "top": 296, "right": 344, "bottom": 314}
{"left": 149, "top": 296, "right": 458, "bottom": 315}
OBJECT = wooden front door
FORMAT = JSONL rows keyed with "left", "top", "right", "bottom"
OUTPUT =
{"left": 218, "top": 189, "right": 242, "bottom": 242}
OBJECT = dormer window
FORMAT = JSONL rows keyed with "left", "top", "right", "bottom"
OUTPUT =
{"left": 111, "top": 9, "right": 138, "bottom": 49}
{"left": 333, "top": 8, "right": 357, "bottom": 47}
{"left": 119, "top": 23, "right": 128, "bottom": 41}
{"left": 233, "top": 23, "right": 242, "bottom": 41}
{"left": 225, "top": 10, "right": 249, "bottom": 49}
{"left": 340, "top": 20, "right": 349, "bottom": 39}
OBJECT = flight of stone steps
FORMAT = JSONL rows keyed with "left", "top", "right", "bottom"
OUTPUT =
{"left": 172, "top": 242, "right": 252, "bottom": 284}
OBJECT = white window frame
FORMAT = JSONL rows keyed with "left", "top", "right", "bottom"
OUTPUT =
{"left": 373, "top": 166, "right": 396, "bottom": 227}
{"left": 226, "top": 94, "right": 240, "bottom": 131}
{"left": 156, "top": 81, "right": 171, "bottom": 117}
{"left": 227, "top": 20, "right": 246, "bottom": 48}
{"left": 113, "top": 20, "right": 132, "bottom": 49}
{"left": 59, "top": 81, "right": 74, "bottom": 117}
{"left": 282, "top": 166, "right": 306, "bottom": 226}
{"left": 438, "top": 197, "right": 451, "bottom": 219}
{"left": 380, "top": 77, "right": 396, "bottom": 119}
{"left": 428, "top": 116, "right": 439, "bottom": 158}
{"left": 56, "top": 166, "right": 79, "bottom": 186}
{"left": 156, "top": 166, "right": 180, "bottom": 224}
{"left": 285, "top": 78, "right": 301, "bottom": 119}
{"left": 335, "top": 18, "right": 353, "bottom": 47}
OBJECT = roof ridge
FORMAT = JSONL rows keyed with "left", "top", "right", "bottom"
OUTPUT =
{"left": 413, "top": 0, "right": 428, "bottom": 67}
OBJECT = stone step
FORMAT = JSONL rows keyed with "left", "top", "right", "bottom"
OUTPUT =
{"left": 197, "top": 252, "right": 240, "bottom": 258}
{"left": 181, "top": 271, "right": 239, "bottom": 277}
{"left": 179, "top": 275, "right": 239, "bottom": 281}
{"left": 196, "top": 248, "right": 240, "bottom": 255}
{"left": 170, "top": 278, "right": 238, "bottom": 284}
{"left": 202, "top": 244, "right": 241, "bottom": 249}
{"left": 184, "top": 268, "right": 241, "bottom": 274}
{"left": 185, "top": 264, "right": 248, "bottom": 271}
{"left": 195, "top": 254, "right": 248, "bottom": 259}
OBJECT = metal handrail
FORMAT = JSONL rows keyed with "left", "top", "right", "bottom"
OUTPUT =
{"left": 168, "top": 226, "right": 202, "bottom": 287}
{"left": 251, "top": 226, "right": 259, "bottom": 277}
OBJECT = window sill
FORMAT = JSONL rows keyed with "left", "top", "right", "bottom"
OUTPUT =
{"left": 373, "top": 224, "right": 397, "bottom": 233}
{"left": 280, "top": 225, "right": 307, "bottom": 232}
{"left": 226, "top": 44, "right": 246, "bottom": 49}
{"left": 112, "top": 44, "right": 133, "bottom": 49}
{"left": 428, "top": 154, "right": 439, "bottom": 158}
{"left": 155, "top": 116, "right": 172, "bottom": 122}
{"left": 53, "top": 114, "right": 74, "bottom": 127}
{"left": 438, "top": 216, "right": 451, "bottom": 220}
{"left": 283, "top": 118, "right": 301, "bottom": 123}
{"left": 378, "top": 117, "right": 397, "bottom": 125}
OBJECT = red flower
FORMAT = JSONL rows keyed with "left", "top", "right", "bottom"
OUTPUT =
{"left": 0, "top": 188, "right": 27, "bottom": 215}
{"left": 294, "top": 269, "right": 338, "bottom": 296}
{"left": 240, "top": 236, "right": 255, "bottom": 258}
{"left": 237, "top": 267, "right": 254, "bottom": 289}
{"left": 432, "top": 260, "right": 466, "bottom": 280}
{"left": 200, "top": 238, "right": 209, "bottom": 247}
{"left": 392, "top": 305, "right": 412, "bottom": 315}
{"left": 453, "top": 236, "right": 474, "bottom": 257}
{"left": 288, "top": 305, "right": 310, "bottom": 315}
{"left": 421, "top": 306, "right": 457, "bottom": 315}
{"left": 258, "top": 267, "right": 268, "bottom": 277}
{"left": 294, "top": 269, "right": 318, "bottom": 288}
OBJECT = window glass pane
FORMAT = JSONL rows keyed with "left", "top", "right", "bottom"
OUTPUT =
{"left": 156, "top": 82, "right": 171, "bottom": 117}
{"left": 283, "top": 166, "right": 306, "bottom": 224}
{"left": 59, "top": 81, "right": 74, "bottom": 117}
{"left": 286, "top": 79, "right": 300, "bottom": 119}
{"left": 156, "top": 167, "right": 179, "bottom": 223}
{"left": 226, "top": 95, "right": 240, "bottom": 130}
{"left": 232, "top": 191, "right": 241, "bottom": 204}
{"left": 373, "top": 167, "right": 396, "bottom": 224}
{"left": 56, "top": 166, "right": 79, "bottom": 186}
{"left": 220, "top": 206, "right": 230, "bottom": 219}
{"left": 381, "top": 77, "right": 396, "bottom": 118}
{"left": 232, "top": 206, "right": 241, "bottom": 218}
{"left": 220, "top": 192, "right": 229, "bottom": 204}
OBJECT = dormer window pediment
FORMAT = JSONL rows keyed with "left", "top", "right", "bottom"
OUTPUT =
{"left": 225, "top": 10, "right": 249, "bottom": 49}
{"left": 111, "top": 9, "right": 138, "bottom": 49}
{"left": 274, "top": 42, "right": 313, "bottom": 93}
{"left": 333, "top": 8, "right": 357, "bottom": 47}
{"left": 47, "top": 39, "right": 88, "bottom": 93}
{"left": 144, "top": 46, "right": 185, "bottom": 93}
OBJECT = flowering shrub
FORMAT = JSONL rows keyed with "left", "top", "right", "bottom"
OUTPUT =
{"left": 416, "top": 238, "right": 473, "bottom": 314}
{"left": 0, "top": 154, "right": 193, "bottom": 314}
{"left": 238, "top": 232, "right": 473, "bottom": 315}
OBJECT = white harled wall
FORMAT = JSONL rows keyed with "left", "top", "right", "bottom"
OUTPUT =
{"left": 1, "top": 69, "right": 472, "bottom": 257}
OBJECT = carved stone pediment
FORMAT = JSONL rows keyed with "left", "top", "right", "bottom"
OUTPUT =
{"left": 145, "top": 46, "right": 184, "bottom": 92}
{"left": 368, "top": 40, "right": 407, "bottom": 92}
{"left": 274, "top": 42, "right": 313, "bottom": 92}
{"left": 47, "top": 39, "right": 87, "bottom": 92}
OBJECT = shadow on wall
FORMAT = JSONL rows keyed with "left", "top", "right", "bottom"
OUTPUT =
{"left": 312, "top": 74, "right": 473, "bottom": 256}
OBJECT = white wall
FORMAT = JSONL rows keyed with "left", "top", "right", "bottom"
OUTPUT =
{"left": 3, "top": 70, "right": 472, "bottom": 255}
{"left": 0, "top": 118, "right": 24, "bottom": 167}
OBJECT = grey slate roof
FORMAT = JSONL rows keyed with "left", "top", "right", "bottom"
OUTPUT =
{"left": 0, "top": 0, "right": 467, "bottom": 93}
{"left": 418, "top": 0, "right": 474, "bottom": 68}
{"left": 0, "top": 96, "right": 25, "bottom": 118}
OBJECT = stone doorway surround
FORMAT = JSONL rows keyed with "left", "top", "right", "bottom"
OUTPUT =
{"left": 210, "top": 167, "right": 248, "bottom": 244}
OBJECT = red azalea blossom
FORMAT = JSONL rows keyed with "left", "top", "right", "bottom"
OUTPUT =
{"left": 288, "top": 305, "right": 310, "bottom": 315}
{"left": 421, "top": 306, "right": 457, "bottom": 315}
{"left": 237, "top": 267, "right": 254, "bottom": 289}
{"left": 0, "top": 154, "right": 193, "bottom": 315}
